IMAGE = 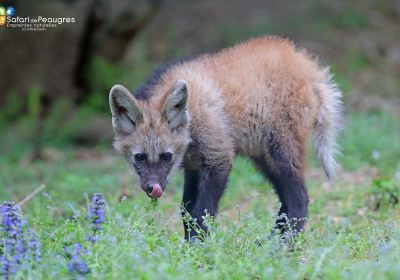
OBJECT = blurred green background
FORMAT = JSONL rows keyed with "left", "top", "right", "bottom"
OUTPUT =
{"left": 0, "top": 0, "right": 399, "bottom": 211}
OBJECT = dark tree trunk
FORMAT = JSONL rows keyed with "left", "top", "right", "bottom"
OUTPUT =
{"left": 0, "top": 0, "right": 163, "bottom": 110}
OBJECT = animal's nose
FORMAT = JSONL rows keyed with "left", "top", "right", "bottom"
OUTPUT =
{"left": 145, "top": 183, "right": 154, "bottom": 193}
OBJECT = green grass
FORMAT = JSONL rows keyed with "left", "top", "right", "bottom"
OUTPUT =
{"left": 339, "top": 111, "right": 400, "bottom": 174}
{"left": 0, "top": 110, "right": 399, "bottom": 279}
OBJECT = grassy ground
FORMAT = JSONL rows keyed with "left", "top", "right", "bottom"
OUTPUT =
{"left": 0, "top": 110, "right": 399, "bottom": 279}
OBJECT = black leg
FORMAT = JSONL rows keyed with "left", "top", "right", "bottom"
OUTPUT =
{"left": 182, "top": 165, "right": 231, "bottom": 241}
{"left": 182, "top": 169, "right": 199, "bottom": 240}
{"left": 253, "top": 156, "right": 309, "bottom": 235}
{"left": 269, "top": 171, "right": 308, "bottom": 234}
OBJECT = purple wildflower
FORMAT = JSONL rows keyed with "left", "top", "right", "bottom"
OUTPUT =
{"left": 86, "top": 193, "right": 106, "bottom": 243}
{"left": 27, "top": 231, "right": 41, "bottom": 263}
{"left": 1, "top": 202, "right": 22, "bottom": 234}
{"left": 0, "top": 255, "right": 13, "bottom": 280}
{"left": 85, "top": 235, "right": 99, "bottom": 244}
{"left": 1, "top": 202, "right": 25, "bottom": 278}
{"left": 64, "top": 243, "right": 89, "bottom": 275}
{"left": 0, "top": 202, "right": 41, "bottom": 278}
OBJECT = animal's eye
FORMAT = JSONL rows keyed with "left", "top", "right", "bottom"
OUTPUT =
{"left": 160, "top": 152, "right": 172, "bottom": 162}
{"left": 134, "top": 153, "right": 147, "bottom": 162}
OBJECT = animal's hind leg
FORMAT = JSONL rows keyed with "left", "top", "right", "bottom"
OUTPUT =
{"left": 253, "top": 137, "right": 309, "bottom": 235}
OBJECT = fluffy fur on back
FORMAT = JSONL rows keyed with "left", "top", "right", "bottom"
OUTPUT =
{"left": 148, "top": 36, "right": 343, "bottom": 178}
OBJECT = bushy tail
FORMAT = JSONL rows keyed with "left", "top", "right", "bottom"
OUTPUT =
{"left": 312, "top": 68, "right": 343, "bottom": 180}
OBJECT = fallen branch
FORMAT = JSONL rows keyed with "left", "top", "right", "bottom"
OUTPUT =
{"left": 17, "top": 184, "right": 46, "bottom": 207}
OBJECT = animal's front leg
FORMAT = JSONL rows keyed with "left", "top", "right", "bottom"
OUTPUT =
{"left": 181, "top": 169, "right": 199, "bottom": 241}
{"left": 183, "top": 164, "right": 231, "bottom": 242}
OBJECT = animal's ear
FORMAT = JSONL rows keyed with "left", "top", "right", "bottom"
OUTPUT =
{"left": 109, "top": 84, "right": 142, "bottom": 135}
{"left": 162, "top": 80, "right": 190, "bottom": 130}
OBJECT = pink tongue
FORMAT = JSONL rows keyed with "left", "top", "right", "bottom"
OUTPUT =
{"left": 149, "top": 184, "right": 163, "bottom": 198}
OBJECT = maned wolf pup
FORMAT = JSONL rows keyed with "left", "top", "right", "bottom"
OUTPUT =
{"left": 109, "top": 36, "right": 342, "bottom": 240}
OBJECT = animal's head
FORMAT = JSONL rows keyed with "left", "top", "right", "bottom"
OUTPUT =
{"left": 109, "top": 80, "right": 191, "bottom": 198}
